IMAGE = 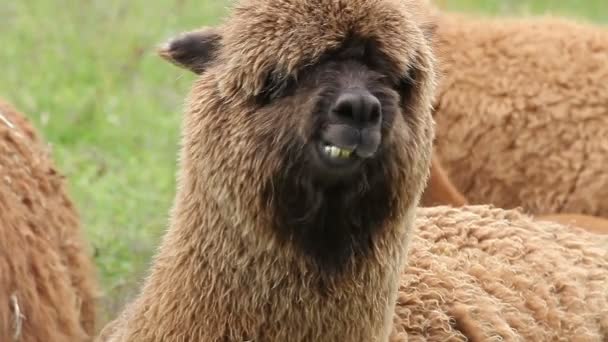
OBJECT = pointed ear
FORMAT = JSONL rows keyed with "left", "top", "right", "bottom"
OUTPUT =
{"left": 157, "top": 27, "right": 222, "bottom": 75}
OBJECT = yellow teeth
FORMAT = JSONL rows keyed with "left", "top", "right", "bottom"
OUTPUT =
{"left": 323, "top": 145, "right": 353, "bottom": 159}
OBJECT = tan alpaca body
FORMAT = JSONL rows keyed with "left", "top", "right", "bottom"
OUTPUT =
{"left": 99, "top": 0, "right": 437, "bottom": 340}
{"left": 431, "top": 13, "right": 608, "bottom": 217}
{"left": 391, "top": 205, "right": 608, "bottom": 341}
{"left": 0, "top": 99, "right": 97, "bottom": 341}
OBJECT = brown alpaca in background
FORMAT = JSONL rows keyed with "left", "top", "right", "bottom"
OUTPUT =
{"left": 391, "top": 205, "right": 608, "bottom": 341}
{"left": 0, "top": 99, "right": 98, "bottom": 341}
{"left": 429, "top": 12, "right": 608, "bottom": 217}
{"left": 417, "top": 5, "right": 608, "bottom": 233}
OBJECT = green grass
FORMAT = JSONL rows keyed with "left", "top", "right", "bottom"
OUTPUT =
{"left": 441, "top": 0, "right": 608, "bottom": 22}
{"left": 0, "top": 0, "right": 232, "bottom": 323}
{"left": 0, "top": 0, "right": 606, "bottom": 328}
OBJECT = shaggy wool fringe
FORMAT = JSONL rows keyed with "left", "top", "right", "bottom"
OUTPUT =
{"left": 0, "top": 100, "right": 98, "bottom": 341}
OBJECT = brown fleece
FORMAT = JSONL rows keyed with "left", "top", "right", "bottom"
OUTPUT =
{"left": 431, "top": 13, "right": 608, "bottom": 217}
{"left": 390, "top": 205, "right": 608, "bottom": 341}
{"left": 0, "top": 99, "right": 98, "bottom": 341}
{"left": 99, "top": 0, "right": 437, "bottom": 341}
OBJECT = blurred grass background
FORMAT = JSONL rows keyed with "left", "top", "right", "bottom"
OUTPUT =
{"left": 1, "top": 0, "right": 606, "bottom": 328}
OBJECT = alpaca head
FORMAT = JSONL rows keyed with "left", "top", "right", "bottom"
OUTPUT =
{"left": 160, "top": 0, "right": 437, "bottom": 273}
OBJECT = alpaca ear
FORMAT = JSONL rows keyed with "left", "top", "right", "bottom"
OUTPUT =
{"left": 157, "top": 27, "right": 222, "bottom": 75}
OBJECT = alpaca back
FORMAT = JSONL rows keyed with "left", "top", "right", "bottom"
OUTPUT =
{"left": 0, "top": 99, "right": 98, "bottom": 341}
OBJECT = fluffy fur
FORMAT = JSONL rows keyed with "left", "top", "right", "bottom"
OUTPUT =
{"left": 431, "top": 13, "right": 608, "bottom": 217}
{"left": 99, "top": 0, "right": 437, "bottom": 341}
{"left": 391, "top": 205, "right": 608, "bottom": 341}
{"left": 0, "top": 99, "right": 98, "bottom": 341}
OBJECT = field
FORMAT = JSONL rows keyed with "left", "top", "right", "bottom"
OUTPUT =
{"left": 1, "top": 0, "right": 606, "bottom": 328}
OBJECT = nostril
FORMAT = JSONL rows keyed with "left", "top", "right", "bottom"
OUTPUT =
{"left": 367, "top": 95, "right": 381, "bottom": 124}
{"left": 331, "top": 91, "right": 382, "bottom": 126}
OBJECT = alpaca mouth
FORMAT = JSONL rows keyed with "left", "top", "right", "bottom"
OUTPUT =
{"left": 313, "top": 140, "right": 362, "bottom": 173}
{"left": 318, "top": 141, "right": 359, "bottom": 165}
{"left": 311, "top": 123, "right": 382, "bottom": 179}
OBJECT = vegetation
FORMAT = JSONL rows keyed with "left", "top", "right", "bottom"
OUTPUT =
{"left": 1, "top": 0, "right": 605, "bottom": 326}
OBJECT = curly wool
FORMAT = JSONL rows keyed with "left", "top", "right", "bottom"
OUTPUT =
{"left": 431, "top": 13, "right": 608, "bottom": 217}
{"left": 391, "top": 205, "right": 608, "bottom": 341}
{"left": 0, "top": 99, "right": 98, "bottom": 341}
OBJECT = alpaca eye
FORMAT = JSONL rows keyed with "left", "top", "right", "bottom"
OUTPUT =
{"left": 395, "top": 68, "right": 418, "bottom": 104}
{"left": 400, "top": 68, "right": 417, "bottom": 90}
{"left": 258, "top": 72, "right": 296, "bottom": 106}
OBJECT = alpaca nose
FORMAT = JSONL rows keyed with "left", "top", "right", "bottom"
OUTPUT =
{"left": 329, "top": 90, "right": 382, "bottom": 128}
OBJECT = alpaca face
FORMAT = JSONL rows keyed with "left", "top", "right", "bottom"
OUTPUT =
{"left": 160, "top": 31, "right": 412, "bottom": 181}
{"left": 253, "top": 40, "right": 411, "bottom": 185}
{"left": 251, "top": 42, "right": 422, "bottom": 272}
{"left": 160, "top": 0, "right": 436, "bottom": 273}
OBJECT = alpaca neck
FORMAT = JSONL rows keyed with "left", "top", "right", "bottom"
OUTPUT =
{"left": 118, "top": 168, "right": 414, "bottom": 341}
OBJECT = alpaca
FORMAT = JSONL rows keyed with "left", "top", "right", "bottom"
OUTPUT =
{"left": 0, "top": 99, "right": 98, "bottom": 341}
{"left": 98, "top": 0, "right": 437, "bottom": 340}
{"left": 430, "top": 12, "right": 608, "bottom": 217}
{"left": 391, "top": 205, "right": 608, "bottom": 341}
